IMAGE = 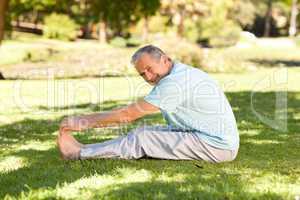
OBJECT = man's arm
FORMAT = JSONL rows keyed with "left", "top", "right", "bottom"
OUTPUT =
{"left": 60, "top": 99, "right": 159, "bottom": 132}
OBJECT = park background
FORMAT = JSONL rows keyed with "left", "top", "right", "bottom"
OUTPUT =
{"left": 0, "top": 0, "right": 299, "bottom": 199}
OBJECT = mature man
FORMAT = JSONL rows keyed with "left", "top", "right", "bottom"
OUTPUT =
{"left": 57, "top": 45, "right": 239, "bottom": 163}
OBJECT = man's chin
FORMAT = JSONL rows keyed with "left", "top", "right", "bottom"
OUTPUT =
{"left": 150, "top": 77, "right": 161, "bottom": 85}
{"left": 148, "top": 81, "right": 156, "bottom": 86}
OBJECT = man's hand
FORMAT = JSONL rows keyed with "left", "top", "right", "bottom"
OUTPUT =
{"left": 59, "top": 116, "right": 90, "bottom": 133}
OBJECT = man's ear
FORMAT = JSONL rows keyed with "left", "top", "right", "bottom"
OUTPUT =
{"left": 162, "top": 55, "right": 168, "bottom": 64}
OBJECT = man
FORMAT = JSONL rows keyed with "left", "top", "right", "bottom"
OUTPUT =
{"left": 57, "top": 45, "right": 239, "bottom": 163}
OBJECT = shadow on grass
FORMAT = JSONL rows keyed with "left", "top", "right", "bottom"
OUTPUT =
{"left": 37, "top": 99, "right": 129, "bottom": 112}
{"left": 0, "top": 91, "right": 299, "bottom": 199}
{"left": 249, "top": 58, "right": 300, "bottom": 68}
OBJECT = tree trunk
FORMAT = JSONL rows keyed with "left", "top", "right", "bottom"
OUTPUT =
{"left": 33, "top": 9, "right": 39, "bottom": 30}
{"left": 98, "top": 20, "right": 107, "bottom": 43}
{"left": 0, "top": 0, "right": 9, "bottom": 45}
{"left": 0, "top": 72, "right": 5, "bottom": 80}
{"left": 82, "top": 0, "right": 91, "bottom": 39}
{"left": 177, "top": 9, "right": 185, "bottom": 37}
{"left": 289, "top": 0, "right": 298, "bottom": 37}
{"left": 264, "top": 0, "right": 273, "bottom": 37}
{"left": 142, "top": 16, "right": 149, "bottom": 42}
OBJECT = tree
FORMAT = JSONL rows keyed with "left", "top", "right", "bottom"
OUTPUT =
{"left": 289, "top": 0, "right": 298, "bottom": 36}
{"left": 0, "top": 0, "right": 9, "bottom": 45}
{"left": 137, "top": 0, "right": 160, "bottom": 41}
{"left": 264, "top": 0, "right": 273, "bottom": 36}
{"left": 229, "top": 0, "right": 256, "bottom": 30}
{"left": 161, "top": 0, "right": 206, "bottom": 37}
{"left": 91, "top": 0, "right": 140, "bottom": 43}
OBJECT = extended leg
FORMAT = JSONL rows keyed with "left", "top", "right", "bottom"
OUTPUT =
{"left": 79, "top": 126, "right": 236, "bottom": 162}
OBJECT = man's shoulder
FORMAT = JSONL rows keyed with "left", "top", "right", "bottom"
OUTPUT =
{"left": 174, "top": 62, "right": 207, "bottom": 75}
{"left": 157, "top": 61, "right": 214, "bottom": 88}
{"left": 172, "top": 61, "right": 212, "bottom": 82}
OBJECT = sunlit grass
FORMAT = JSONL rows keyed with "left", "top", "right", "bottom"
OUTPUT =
{"left": 0, "top": 75, "right": 299, "bottom": 199}
{"left": 0, "top": 37, "right": 300, "bottom": 199}
{"left": 0, "top": 156, "right": 27, "bottom": 173}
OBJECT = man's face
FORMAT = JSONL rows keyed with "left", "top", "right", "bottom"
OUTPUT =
{"left": 134, "top": 53, "right": 170, "bottom": 85}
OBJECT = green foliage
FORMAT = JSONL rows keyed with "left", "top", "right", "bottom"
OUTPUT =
{"left": 7, "top": 0, "right": 297, "bottom": 43}
{"left": 183, "top": 19, "right": 199, "bottom": 43}
{"left": 43, "top": 13, "right": 78, "bottom": 41}
{"left": 147, "top": 15, "right": 170, "bottom": 33}
{"left": 199, "top": 0, "right": 241, "bottom": 47}
{"left": 137, "top": 0, "right": 160, "bottom": 17}
{"left": 132, "top": 14, "right": 169, "bottom": 35}
{"left": 9, "top": 0, "right": 57, "bottom": 20}
{"left": 204, "top": 20, "right": 241, "bottom": 47}
{"left": 229, "top": 0, "right": 256, "bottom": 29}
{"left": 91, "top": 0, "right": 140, "bottom": 37}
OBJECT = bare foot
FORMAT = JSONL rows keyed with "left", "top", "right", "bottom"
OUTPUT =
{"left": 57, "top": 132, "right": 83, "bottom": 160}
{"left": 62, "top": 131, "right": 84, "bottom": 148}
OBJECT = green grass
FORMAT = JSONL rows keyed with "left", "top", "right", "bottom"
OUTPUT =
{"left": 0, "top": 32, "right": 137, "bottom": 79}
{"left": 2, "top": 32, "right": 300, "bottom": 79}
{"left": 0, "top": 32, "right": 300, "bottom": 199}
{"left": 0, "top": 66, "right": 300, "bottom": 199}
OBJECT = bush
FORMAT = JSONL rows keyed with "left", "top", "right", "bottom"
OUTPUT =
{"left": 109, "top": 37, "right": 127, "bottom": 48}
{"left": 126, "top": 37, "right": 142, "bottom": 47}
{"left": 152, "top": 36, "right": 203, "bottom": 68}
{"left": 183, "top": 19, "right": 199, "bottom": 43}
{"left": 131, "top": 14, "right": 169, "bottom": 35}
{"left": 44, "top": 13, "right": 78, "bottom": 41}
{"left": 198, "top": 0, "right": 241, "bottom": 47}
{"left": 208, "top": 21, "right": 241, "bottom": 47}
{"left": 148, "top": 15, "right": 169, "bottom": 33}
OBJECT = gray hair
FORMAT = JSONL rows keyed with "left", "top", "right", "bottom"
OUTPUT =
{"left": 131, "top": 45, "right": 166, "bottom": 65}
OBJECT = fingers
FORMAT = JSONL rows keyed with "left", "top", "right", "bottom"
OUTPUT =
{"left": 59, "top": 116, "right": 76, "bottom": 133}
{"left": 60, "top": 116, "right": 87, "bottom": 132}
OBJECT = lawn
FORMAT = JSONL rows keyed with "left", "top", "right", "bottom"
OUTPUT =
{"left": 0, "top": 34, "right": 300, "bottom": 199}
{"left": 0, "top": 67, "right": 299, "bottom": 199}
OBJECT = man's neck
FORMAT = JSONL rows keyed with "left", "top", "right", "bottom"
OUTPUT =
{"left": 167, "top": 59, "right": 174, "bottom": 75}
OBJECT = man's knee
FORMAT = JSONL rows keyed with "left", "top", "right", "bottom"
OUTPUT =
{"left": 216, "top": 149, "right": 239, "bottom": 163}
{"left": 132, "top": 126, "right": 153, "bottom": 137}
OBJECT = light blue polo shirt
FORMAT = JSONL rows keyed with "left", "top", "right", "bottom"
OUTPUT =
{"left": 144, "top": 61, "right": 239, "bottom": 150}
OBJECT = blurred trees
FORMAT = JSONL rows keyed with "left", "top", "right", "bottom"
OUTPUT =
{"left": 137, "top": 0, "right": 160, "bottom": 41}
{"left": 82, "top": 0, "right": 160, "bottom": 42}
{"left": 44, "top": 13, "right": 78, "bottom": 40}
{"left": 199, "top": 0, "right": 241, "bottom": 47}
{"left": 1, "top": 0, "right": 299, "bottom": 44}
{"left": 160, "top": 0, "right": 206, "bottom": 37}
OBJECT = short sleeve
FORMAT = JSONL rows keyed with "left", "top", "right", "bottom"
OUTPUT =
{"left": 144, "top": 79, "right": 184, "bottom": 112}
